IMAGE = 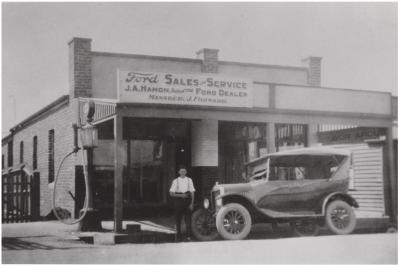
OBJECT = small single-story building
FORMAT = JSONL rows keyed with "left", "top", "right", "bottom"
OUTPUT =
{"left": 2, "top": 37, "right": 397, "bottom": 232}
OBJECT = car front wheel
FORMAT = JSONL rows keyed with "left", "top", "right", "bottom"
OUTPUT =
{"left": 216, "top": 203, "right": 252, "bottom": 240}
{"left": 325, "top": 200, "right": 356, "bottom": 235}
{"left": 191, "top": 208, "right": 219, "bottom": 241}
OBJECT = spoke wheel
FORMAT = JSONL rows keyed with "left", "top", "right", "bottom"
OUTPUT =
{"left": 216, "top": 203, "right": 252, "bottom": 240}
{"left": 291, "top": 219, "right": 320, "bottom": 237}
{"left": 325, "top": 200, "right": 356, "bottom": 235}
{"left": 191, "top": 209, "right": 219, "bottom": 241}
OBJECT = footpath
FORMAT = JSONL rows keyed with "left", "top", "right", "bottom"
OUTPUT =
{"left": 2, "top": 220, "right": 397, "bottom": 264}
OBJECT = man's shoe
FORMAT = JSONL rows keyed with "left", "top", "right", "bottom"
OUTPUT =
{"left": 175, "top": 234, "right": 182, "bottom": 242}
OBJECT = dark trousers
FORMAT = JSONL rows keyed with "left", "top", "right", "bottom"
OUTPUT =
{"left": 174, "top": 197, "right": 192, "bottom": 239}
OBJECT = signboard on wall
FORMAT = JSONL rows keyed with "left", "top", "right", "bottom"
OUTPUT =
{"left": 118, "top": 70, "right": 253, "bottom": 108}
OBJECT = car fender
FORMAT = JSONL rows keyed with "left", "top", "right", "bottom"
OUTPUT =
{"left": 322, "top": 192, "right": 359, "bottom": 215}
{"left": 219, "top": 192, "right": 255, "bottom": 205}
{"left": 219, "top": 193, "right": 261, "bottom": 219}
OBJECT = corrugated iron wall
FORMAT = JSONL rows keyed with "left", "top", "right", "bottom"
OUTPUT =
{"left": 330, "top": 143, "right": 386, "bottom": 218}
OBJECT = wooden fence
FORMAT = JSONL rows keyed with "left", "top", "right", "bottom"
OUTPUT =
{"left": 2, "top": 165, "right": 40, "bottom": 223}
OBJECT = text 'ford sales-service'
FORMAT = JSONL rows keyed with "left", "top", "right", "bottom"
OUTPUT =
{"left": 118, "top": 71, "right": 253, "bottom": 108}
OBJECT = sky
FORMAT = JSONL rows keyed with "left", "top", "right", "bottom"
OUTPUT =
{"left": 2, "top": 2, "right": 397, "bottom": 136}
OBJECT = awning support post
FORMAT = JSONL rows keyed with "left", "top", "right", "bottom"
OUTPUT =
{"left": 386, "top": 127, "right": 397, "bottom": 222}
{"left": 113, "top": 111, "right": 123, "bottom": 233}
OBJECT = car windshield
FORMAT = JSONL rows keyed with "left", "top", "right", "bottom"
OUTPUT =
{"left": 248, "top": 154, "right": 346, "bottom": 181}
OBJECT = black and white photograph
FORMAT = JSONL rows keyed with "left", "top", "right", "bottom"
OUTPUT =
{"left": 1, "top": 2, "right": 397, "bottom": 264}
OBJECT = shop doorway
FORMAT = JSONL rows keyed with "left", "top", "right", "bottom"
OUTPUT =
{"left": 123, "top": 118, "right": 191, "bottom": 206}
{"left": 174, "top": 142, "right": 190, "bottom": 172}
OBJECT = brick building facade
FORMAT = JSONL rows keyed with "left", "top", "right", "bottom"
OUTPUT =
{"left": 2, "top": 37, "right": 396, "bottom": 230}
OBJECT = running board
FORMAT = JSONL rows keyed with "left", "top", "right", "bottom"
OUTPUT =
{"left": 258, "top": 208, "right": 323, "bottom": 218}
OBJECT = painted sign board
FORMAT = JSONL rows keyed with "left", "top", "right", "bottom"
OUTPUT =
{"left": 118, "top": 70, "right": 253, "bottom": 108}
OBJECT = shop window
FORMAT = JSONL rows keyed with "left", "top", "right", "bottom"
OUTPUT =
{"left": 127, "top": 140, "right": 164, "bottom": 203}
{"left": 7, "top": 141, "right": 13, "bottom": 167}
{"left": 219, "top": 122, "right": 267, "bottom": 183}
{"left": 33, "top": 136, "right": 38, "bottom": 170}
{"left": 94, "top": 118, "right": 190, "bottom": 207}
{"left": 275, "top": 124, "right": 307, "bottom": 152}
{"left": 48, "top": 130, "right": 55, "bottom": 183}
{"left": 2, "top": 155, "right": 4, "bottom": 169}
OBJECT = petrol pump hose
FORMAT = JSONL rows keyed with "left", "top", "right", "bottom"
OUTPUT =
{"left": 52, "top": 133, "right": 90, "bottom": 225}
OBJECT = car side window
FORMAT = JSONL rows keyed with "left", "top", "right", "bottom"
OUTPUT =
{"left": 269, "top": 167, "right": 299, "bottom": 181}
{"left": 267, "top": 155, "right": 345, "bottom": 181}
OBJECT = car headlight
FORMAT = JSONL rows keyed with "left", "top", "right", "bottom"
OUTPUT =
{"left": 203, "top": 198, "right": 210, "bottom": 209}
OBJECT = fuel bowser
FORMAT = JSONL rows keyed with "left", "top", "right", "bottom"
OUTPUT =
{"left": 52, "top": 100, "right": 102, "bottom": 231}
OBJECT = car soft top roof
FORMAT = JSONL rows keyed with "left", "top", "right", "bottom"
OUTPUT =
{"left": 245, "top": 147, "right": 351, "bottom": 166}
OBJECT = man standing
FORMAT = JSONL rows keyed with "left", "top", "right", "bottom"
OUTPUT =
{"left": 169, "top": 166, "right": 195, "bottom": 242}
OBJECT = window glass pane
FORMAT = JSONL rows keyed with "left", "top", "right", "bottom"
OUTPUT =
{"left": 19, "top": 141, "right": 24, "bottom": 163}
{"left": 129, "top": 140, "right": 163, "bottom": 203}
{"left": 48, "top": 130, "right": 55, "bottom": 183}
{"left": 7, "top": 141, "right": 13, "bottom": 167}
{"left": 33, "top": 136, "right": 38, "bottom": 170}
{"left": 97, "top": 119, "right": 114, "bottom": 140}
{"left": 248, "top": 141, "right": 258, "bottom": 161}
{"left": 275, "top": 124, "right": 307, "bottom": 151}
{"left": 93, "top": 139, "right": 127, "bottom": 168}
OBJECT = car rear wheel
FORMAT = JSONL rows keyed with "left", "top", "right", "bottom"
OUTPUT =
{"left": 216, "top": 203, "right": 252, "bottom": 240}
{"left": 291, "top": 219, "right": 320, "bottom": 237}
{"left": 191, "top": 208, "right": 219, "bottom": 241}
{"left": 325, "top": 200, "right": 356, "bottom": 235}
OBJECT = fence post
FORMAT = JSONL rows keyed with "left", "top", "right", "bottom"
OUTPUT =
{"left": 31, "top": 171, "right": 40, "bottom": 221}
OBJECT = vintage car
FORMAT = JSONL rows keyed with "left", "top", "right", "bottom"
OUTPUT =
{"left": 191, "top": 147, "right": 359, "bottom": 241}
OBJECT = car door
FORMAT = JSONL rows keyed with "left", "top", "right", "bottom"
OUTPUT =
{"left": 255, "top": 177, "right": 313, "bottom": 213}
{"left": 254, "top": 162, "right": 332, "bottom": 214}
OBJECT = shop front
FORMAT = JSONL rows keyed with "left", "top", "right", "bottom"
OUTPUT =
{"left": 1, "top": 38, "right": 396, "bottom": 229}
{"left": 91, "top": 117, "right": 192, "bottom": 217}
{"left": 68, "top": 37, "right": 395, "bottom": 232}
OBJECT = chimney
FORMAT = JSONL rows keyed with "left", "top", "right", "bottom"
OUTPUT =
{"left": 302, "top": 56, "right": 322, "bottom": 87}
{"left": 196, "top": 48, "right": 219, "bottom": 73}
{"left": 69, "top": 37, "right": 92, "bottom": 98}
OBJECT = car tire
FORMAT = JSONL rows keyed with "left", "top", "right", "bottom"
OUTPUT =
{"left": 191, "top": 208, "right": 219, "bottom": 241}
{"left": 325, "top": 200, "right": 356, "bottom": 235}
{"left": 291, "top": 219, "right": 320, "bottom": 237}
{"left": 216, "top": 203, "right": 252, "bottom": 240}
{"left": 386, "top": 226, "right": 397, "bottom": 233}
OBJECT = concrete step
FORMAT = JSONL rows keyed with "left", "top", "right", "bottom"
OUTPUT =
{"left": 126, "top": 224, "right": 141, "bottom": 234}
{"left": 77, "top": 231, "right": 175, "bottom": 245}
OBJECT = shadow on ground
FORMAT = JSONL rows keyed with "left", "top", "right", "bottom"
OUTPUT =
{"left": 2, "top": 236, "right": 86, "bottom": 251}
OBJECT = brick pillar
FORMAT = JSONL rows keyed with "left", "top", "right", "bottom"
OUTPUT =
{"left": 192, "top": 47, "right": 219, "bottom": 196}
{"left": 191, "top": 120, "right": 219, "bottom": 200}
{"left": 196, "top": 48, "right": 219, "bottom": 73}
{"left": 302, "top": 56, "right": 322, "bottom": 87}
{"left": 69, "top": 37, "right": 92, "bottom": 98}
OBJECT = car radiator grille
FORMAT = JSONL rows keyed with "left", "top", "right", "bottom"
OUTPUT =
{"left": 211, "top": 190, "right": 220, "bottom": 210}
